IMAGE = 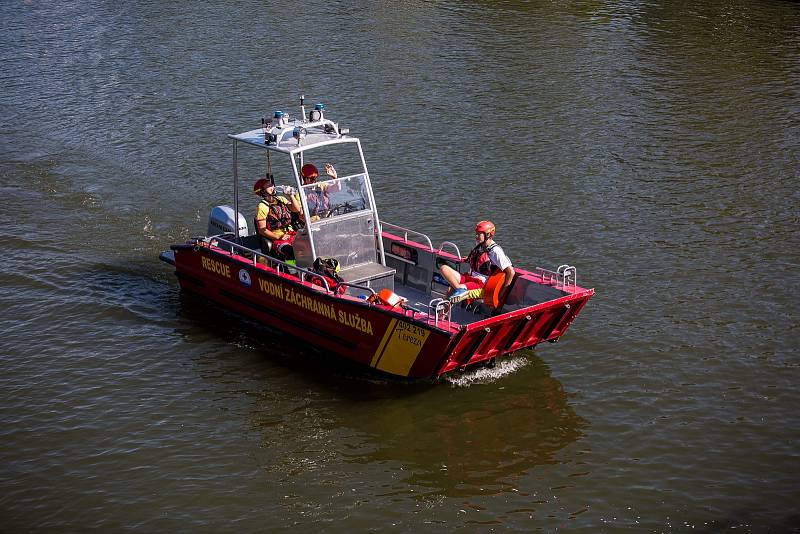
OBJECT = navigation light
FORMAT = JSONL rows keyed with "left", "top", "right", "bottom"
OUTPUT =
{"left": 309, "top": 103, "right": 325, "bottom": 122}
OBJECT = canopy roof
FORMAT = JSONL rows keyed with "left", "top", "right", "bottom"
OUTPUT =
{"left": 228, "top": 116, "right": 357, "bottom": 155}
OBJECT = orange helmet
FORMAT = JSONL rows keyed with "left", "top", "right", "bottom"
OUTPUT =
{"left": 253, "top": 176, "right": 273, "bottom": 195}
{"left": 475, "top": 220, "right": 496, "bottom": 237}
{"left": 301, "top": 163, "right": 319, "bottom": 180}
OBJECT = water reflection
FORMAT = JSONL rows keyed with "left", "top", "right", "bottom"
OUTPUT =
{"left": 331, "top": 361, "right": 585, "bottom": 498}
{"left": 243, "top": 356, "right": 585, "bottom": 498}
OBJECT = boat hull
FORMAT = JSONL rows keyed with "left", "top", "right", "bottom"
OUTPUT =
{"left": 170, "top": 244, "right": 457, "bottom": 378}
{"left": 166, "top": 242, "right": 593, "bottom": 378}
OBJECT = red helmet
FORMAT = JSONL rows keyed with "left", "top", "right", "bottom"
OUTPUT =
{"left": 475, "top": 220, "right": 496, "bottom": 237}
{"left": 301, "top": 163, "right": 319, "bottom": 180}
{"left": 253, "top": 176, "right": 273, "bottom": 195}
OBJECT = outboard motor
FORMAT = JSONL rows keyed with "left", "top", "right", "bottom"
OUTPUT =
{"left": 207, "top": 205, "right": 249, "bottom": 237}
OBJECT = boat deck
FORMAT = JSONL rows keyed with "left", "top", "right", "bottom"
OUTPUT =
{"left": 392, "top": 276, "right": 572, "bottom": 324}
{"left": 390, "top": 284, "right": 487, "bottom": 325}
{"left": 219, "top": 232, "right": 579, "bottom": 328}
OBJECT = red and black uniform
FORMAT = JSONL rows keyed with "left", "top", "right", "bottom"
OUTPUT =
{"left": 466, "top": 243, "right": 500, "bottom": 277}
{"left": 255, "top": 197, "right": 296, "bottom": 260}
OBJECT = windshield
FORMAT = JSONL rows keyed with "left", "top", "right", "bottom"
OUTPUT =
{"left": 301, "top": 173, "right": 371, "bottom": 222}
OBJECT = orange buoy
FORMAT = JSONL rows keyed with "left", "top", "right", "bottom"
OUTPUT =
{"left": 482, "top": 272, "right": 506, "bottom": 308}
{"left": 378, "top": 288, "right": 404, "bottom": 308}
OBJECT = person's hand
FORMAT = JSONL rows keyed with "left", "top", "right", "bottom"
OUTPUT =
{"left": 283, "top": 185, "right": 295, "bottom": 195}
{"left": 324, "top": 163, "right": 337, "bottom": 179}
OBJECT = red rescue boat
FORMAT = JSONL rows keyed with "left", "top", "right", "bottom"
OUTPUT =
{"left": 159, "top": 98, "right": 594, "bottom": 378}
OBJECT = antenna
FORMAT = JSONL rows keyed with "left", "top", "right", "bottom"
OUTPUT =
{"left": 300, "top": 95, "right": 306, "bottom": 121}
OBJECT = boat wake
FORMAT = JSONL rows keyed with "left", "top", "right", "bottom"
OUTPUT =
{"left": 443, "top": 355, "right": 530, "bottom": 387}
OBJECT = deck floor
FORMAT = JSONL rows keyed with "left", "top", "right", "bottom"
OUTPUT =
{"left": 392, "top": 284, "right": 491, "bottom": 325}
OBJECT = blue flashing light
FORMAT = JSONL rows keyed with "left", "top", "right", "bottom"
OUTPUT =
{"left": 274, "top": 110, "right": 284, "bottom": 119}
{"left": 314, "top": 103, "right": 325, "bottom": 110}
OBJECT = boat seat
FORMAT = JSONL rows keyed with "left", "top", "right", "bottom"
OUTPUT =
{"left": 339, "top": 261, "right": 396, "bottom": 294}
{"left": 239, "top": 234, "right": 261, "bottom": 251}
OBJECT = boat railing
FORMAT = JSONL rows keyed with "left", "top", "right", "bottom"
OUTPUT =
{"left": 535, "top": 264, "right": 577, "bottom": 290}
{"left": 338, "top": 281, "right": 378, "bottom": 298}
{"left": 436, "top": 241, "right": 462, "bottom": 261}
{"left": 379, "top": 222, "right": 463, "bottom": 262}
{"left": 205, "top": 235, "right": 334, "bottom": 292}
{"left": 428, "top": 298, "right": 452, "bottom": 327}
{"left": 381, "top": 222, "right": 434, "bottom": 251}
{"left": 199, "top": 234, "right": 480, "bottom": 321}
{"left": 205, "top": 234, "right": 379, "bottom": 299}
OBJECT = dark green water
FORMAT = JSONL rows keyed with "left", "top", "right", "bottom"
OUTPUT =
{"left": 1, "top": 1, "right": 798, "bottom": 531}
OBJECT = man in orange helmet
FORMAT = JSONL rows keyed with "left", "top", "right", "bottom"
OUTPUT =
{"left": 439, "top": 220, "right": 515, "bottom": 303}
{"left": 253, "top": 175, "right": 302, "bottom": 265}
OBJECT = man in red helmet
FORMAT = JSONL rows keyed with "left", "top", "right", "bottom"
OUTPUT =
{"left": 439, "top": 220, "right": 515, "bottom": 303}
{"left": 253, "top": 175, "right": 302, "bottom": 265}
{"left": 296, "top": 162, "right": 339, "bottom": 222}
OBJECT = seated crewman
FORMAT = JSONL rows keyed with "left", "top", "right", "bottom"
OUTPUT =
{"left": 439, "top": 220, "right": 515, "bottom": 305}
{"left": 253, "top": 175, "right": 302, "bottom": 265}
